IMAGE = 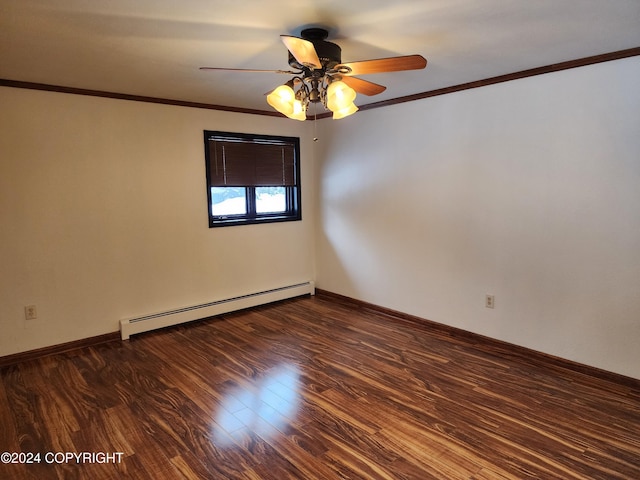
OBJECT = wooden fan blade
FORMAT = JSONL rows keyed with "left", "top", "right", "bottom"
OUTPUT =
{"left": 335, "top": 54, "right": 427, "bottom": 76}
{"left": 199, "top": 67, "right": 298, "bottom": 74}
{"left": 339, "top": 76, "right": 386, "bottom": 96}
{"left": 281, "top": 35, "right": 322, "bottom": 70}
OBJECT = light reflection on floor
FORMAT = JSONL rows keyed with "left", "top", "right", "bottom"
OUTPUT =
{"left": 212, "top": 364, "right": 300, "bottom": 446}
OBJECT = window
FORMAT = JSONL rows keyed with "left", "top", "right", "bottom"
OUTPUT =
{"left": 204, "top": 131, "right": 301, "bottom": 227}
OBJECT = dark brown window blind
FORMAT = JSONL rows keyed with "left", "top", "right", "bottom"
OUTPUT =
{"left": 208, "top": 138, "right": 297, "bottom": 187}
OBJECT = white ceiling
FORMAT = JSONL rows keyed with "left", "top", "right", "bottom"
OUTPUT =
{"left": 2, "top": 0, "right": 639, "bottom": 114}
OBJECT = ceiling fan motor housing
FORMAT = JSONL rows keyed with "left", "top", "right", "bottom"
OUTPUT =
{"left": 288, "top": 27, "right": 342, "bottom": 71}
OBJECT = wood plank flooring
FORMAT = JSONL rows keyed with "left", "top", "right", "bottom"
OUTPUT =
{"left": 1, "top": 294, "right": 639, "bottom": 479}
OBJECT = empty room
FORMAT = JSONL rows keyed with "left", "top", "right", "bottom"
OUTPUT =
{"left": 1, "top": 1, "right": 639, "bottom": 479}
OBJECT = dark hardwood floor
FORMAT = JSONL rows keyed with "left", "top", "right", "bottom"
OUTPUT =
{"left": 1, "top": 294, "right": 639, "bottom": 479}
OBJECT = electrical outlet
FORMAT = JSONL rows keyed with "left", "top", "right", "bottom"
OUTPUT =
{"left": 24, "top": 305, "right": 38, "bottom": 320}
{"left": 485, "top": 295, "right": 495, "bottom": 309}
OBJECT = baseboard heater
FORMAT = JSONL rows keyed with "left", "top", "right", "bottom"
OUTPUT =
{"left": 119, "top": 281, "right": 315, "bottom": 340}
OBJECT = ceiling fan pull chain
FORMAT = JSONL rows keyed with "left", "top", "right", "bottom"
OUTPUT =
{"left": 313, "top": 109, "right": 318, "bottom": 142}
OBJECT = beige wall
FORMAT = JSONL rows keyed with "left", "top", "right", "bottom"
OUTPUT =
{"left": 0, "top": 88, "right": 316, "bottom": 355}
{"left": 315, "top": 56, "right": 640, "bottom": 379}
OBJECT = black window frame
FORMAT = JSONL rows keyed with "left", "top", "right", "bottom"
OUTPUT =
{"left": 204, "top": 131, "right": 302, "bottom": 228}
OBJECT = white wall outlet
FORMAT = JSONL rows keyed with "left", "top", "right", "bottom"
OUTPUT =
{"left": 485, "top": 295, "right": 495, "bottom": 309}
{"left": 24, "top": 305, "right": 38, "bottom": 320}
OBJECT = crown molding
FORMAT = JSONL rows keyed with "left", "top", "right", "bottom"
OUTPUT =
{"left": 0, "top": 79, "right": 284, "bottom": 117}
{"left": 358, "top": 46, "right": 640, "bottom": 112}
{"left": 2, "top": 47, "right": 638, "bottom": 118}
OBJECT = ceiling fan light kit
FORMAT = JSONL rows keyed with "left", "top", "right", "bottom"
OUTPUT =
{"left": 268, "top": 75, "right": 359, "bottom": 121}
{"left": 201, "top": 27, "right": 427, "bottom": 120}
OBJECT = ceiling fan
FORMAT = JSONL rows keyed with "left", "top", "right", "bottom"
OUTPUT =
{"left": 200, "top": 27, "right": 427, "bottom": 120}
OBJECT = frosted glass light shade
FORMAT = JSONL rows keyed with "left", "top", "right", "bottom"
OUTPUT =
{"left": 267, "top": 84, "right": 296, "bottom": 116}
{"left": 326, "top": 81, "right": 357, "bottom": 112}
{"left": 288, "top": 99, "right": 306, "bottom": 121}
{"left": 332, "top": 102, "right": 358, "bottom": 119}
